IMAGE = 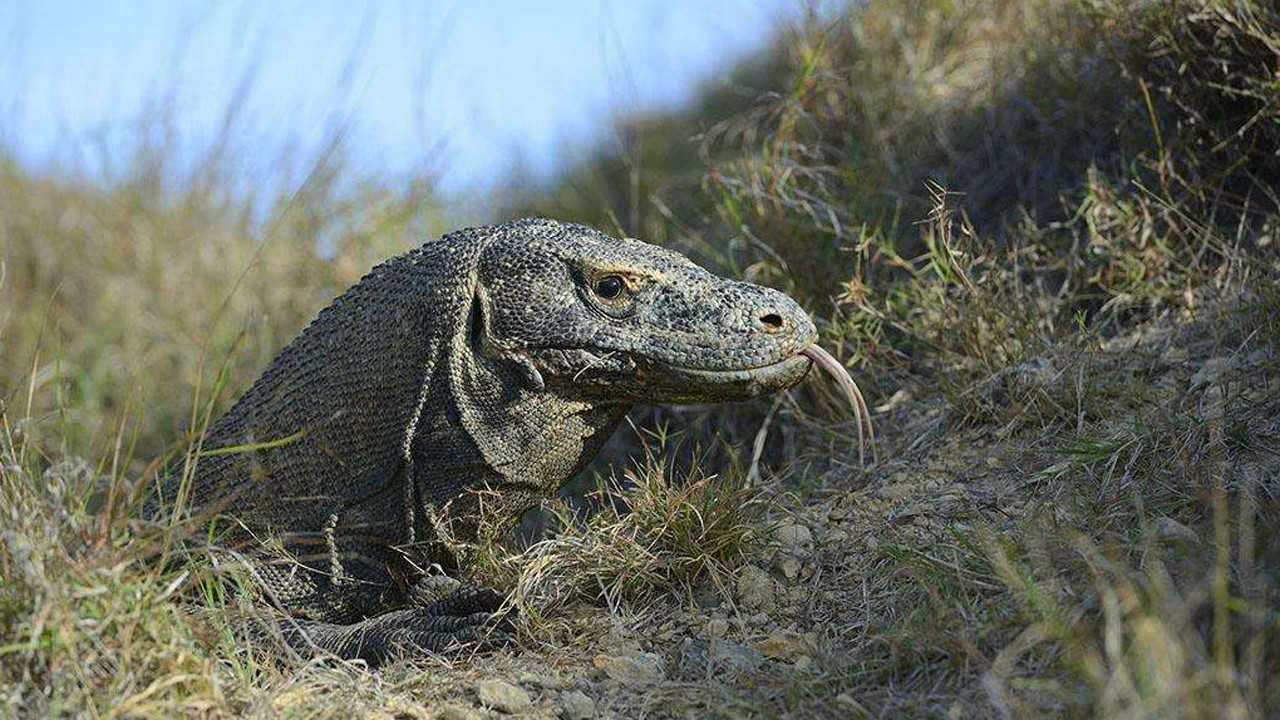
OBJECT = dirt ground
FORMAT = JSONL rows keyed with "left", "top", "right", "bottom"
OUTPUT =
{"left": 234, "top": 295, "right": 1276, "bottom": 720}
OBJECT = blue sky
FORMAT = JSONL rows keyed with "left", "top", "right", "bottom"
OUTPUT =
{"left": 0, "top": 1, "right": 803, "bottom": 195}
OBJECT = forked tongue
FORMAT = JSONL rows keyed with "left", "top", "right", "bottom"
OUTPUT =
{"left": 800, "top": 345, "right": 876, "bottom": 466}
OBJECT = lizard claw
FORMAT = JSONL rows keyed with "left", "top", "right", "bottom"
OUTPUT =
{"left": 406, "top": 580, "right": 515, "bottom": 643}
{"left": 390, "top": 604, "right": 515, "bottom": 658}
{"left": 421, "top": 584, "right": 507, "bottom": 616}
{"left": 407, "top": 574, "right": 463, "bottom": 606}
{"left": 293, "top": 602, "right": 514, "bottom": 665}
{"left": 426, "top": 585, "right": 517, "bottom": 638}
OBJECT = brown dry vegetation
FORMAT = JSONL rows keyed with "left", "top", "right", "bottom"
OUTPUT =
{"left": 4, "top": 1, "right": 1280, "bottom": 718}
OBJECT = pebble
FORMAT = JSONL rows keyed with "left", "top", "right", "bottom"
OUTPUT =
{"left": 879, "top": 482, "right": 914, "bottom": 501}
{"left": 1154, "top": 517, "right": 1200, "bottom": 545}
{"left": 558, "top": 690, "right": 595, "bottom": 719}
{"left": 712, "top": 638, "right": 765, "bottom": 672}
{"left": 592, "top": 650, "right": 664, "bottom": 686}
{"left": 475, "top": 679, "right": 532, "bottom": 714}
{"left": 736, "top": 565, "right": 777, "bottom": 610}
{"left": 520, "top": 673, "right": 564, "bottom": 690}
{"left": 775, "top": 521, "right": 813, "bottom": 551}
{"left": 437, "top": 705, "right": 484, "bottom": 720}
{"left": 1190, "top": 356, "right": 1235, "bottom": 389}
{"left": 874, "top": 388, "right": 912, "bottom": 413}
{"left": 755, "top": 631, "right": 808, "bottom": 661}
{"left": 679, "top": 636, "right": 765, "bottom": 674}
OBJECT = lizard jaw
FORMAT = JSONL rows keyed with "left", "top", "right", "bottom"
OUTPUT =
{"left": 639, "top": 353, "right": 814, "bottom": 403}
{"left": 643, "top": 345, "right": 877, "bottom": 466}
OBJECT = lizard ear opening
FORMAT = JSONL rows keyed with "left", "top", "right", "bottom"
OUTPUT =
{"left": 450, "top": 282, "right": 561, "bottom": 471}
{"left": 467, "top": 288, "right": 487, "bottom": 349}
{"left": 464, "top": 283, "right": 544, "bottom": 392}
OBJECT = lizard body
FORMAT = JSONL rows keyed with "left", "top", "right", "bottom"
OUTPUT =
{"left": 148, "top": 218, "right": 818, "bottom": 663}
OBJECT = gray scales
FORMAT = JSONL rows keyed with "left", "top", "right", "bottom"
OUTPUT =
{"left": 146, "top": 218, "right": 870, "bottom": 664}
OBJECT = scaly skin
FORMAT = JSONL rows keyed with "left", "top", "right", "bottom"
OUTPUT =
{"left": 148, "top": 218, "right": 816, "bottom": 664}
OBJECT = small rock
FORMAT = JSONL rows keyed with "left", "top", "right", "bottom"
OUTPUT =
{"left": 712, "top": 638, "right": 765, "bottom": 672}
{"left": 680, "top": 636, "right": 765, "bottom": 675}
{"left": 879, "top": 482, "right": 914, "bottom": 501}
{"left": 777, "top": 556, "right": 802, "bottom": 581}
{"left": 475, "top": 679, "right": 532, "bottom": 714}
{"left": 775, "top": 521, "right": 813, "bottom": 551}
{"left": 706, "top": 617, "right": 729, "bottom": 637}
{"left": 736, "top": 565, "right": 777, "bottom": 610}
{"left": 593, "top": 650, "right": 664, "bottom": 686}
{"left": 1009, "top": 357, "right": 1057, "bottom": 388}
{"left": 437, "top": 705, "right": 484, "bottom": 720}
{"left": 272, "top": 687, "right": 313, "bottom": 713}
{"left": 558, "top": 690, "right": 595, "bottom": 720}
{"left": 1154, "top": 517, "right": 1200, "bottom": 545}
{"left": 836, "top": 694, "right": 868, "bottom": 714}
{"left": 755, "top": 631, "right": 808, "bottom": 661}
{"left": 1201, "top": 385, "right": 1226, "bottom": 421}
{"left": 604, "top": 625, "right": 640, "bottom": 650}
{"left": 874, "top": 388, "right": 912, "bottom": 413}
{"left": 793, "top": 655, "right": 815, "bottom": 672}
{"left": 521, "top": 673, "right": 564, "bottom": 689}
{"left": 1190, "top": 357, "right": 1235, "bottom": 390}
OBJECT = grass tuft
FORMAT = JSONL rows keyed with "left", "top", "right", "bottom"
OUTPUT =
{"left": 489, "top": 440, "right": 768, "bottom": 642}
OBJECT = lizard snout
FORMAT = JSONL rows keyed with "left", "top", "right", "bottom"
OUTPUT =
{"left": 740, "top": 285, "right": 816, "bottom": 349}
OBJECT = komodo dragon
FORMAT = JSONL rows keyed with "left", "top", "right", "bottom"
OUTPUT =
{"left": 146, "top": 217, "right": 869, "bottom": 664}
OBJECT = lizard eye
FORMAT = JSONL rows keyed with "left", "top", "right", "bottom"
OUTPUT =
{"left": 593, "top": 275, "right": 625, "bottom": 300}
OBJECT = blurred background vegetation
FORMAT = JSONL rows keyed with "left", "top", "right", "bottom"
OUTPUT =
{"left": 3, "top": 0, "right": 1280, "bottom": 716}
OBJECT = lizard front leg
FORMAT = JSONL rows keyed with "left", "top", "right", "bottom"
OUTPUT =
{"left": 281, "top": 595, "right": 511, "bottom": 665}
{"left": 255, "top": 508, "right": 512, "bottom": 664}
{"left": 277, "top": 579, "right": 511, "bottom": 665}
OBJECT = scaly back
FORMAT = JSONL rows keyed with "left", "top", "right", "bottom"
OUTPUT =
{"left": 152, "top": 230, "right": 485, "bottom": 547}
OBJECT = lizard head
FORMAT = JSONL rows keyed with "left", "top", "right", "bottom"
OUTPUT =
{"left": 471, "top": 218, "right": 818, "bottom": 404}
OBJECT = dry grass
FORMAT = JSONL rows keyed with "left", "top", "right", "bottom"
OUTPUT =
{"left": 509, "top": 442, "right": 768, "bottom": 625}
{"left": 0, "top": 135, "right": 443, "bottom": 459}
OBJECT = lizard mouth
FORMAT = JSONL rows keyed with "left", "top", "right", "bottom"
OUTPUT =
{"left": 526, "top": 342, "right": 876, "bottom": 465}
{"left": 647, "top": 344, "right": 876, "bottom": 465}
{"left": 652, "top": 353, "right": 813, "bottom": 395}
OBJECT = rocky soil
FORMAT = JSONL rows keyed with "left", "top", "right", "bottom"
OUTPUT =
{"left": 245, "top": 297, "right": 1279, "bottom": 719}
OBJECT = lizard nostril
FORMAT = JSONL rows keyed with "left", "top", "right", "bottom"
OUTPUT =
{"left": 758, "top": 312, "right": 785, "bottom": 332}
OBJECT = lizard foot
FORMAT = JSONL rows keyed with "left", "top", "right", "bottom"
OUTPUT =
{"left": 414, "top": 582, "right": 517, "bottom": 645}
{"left": 288, "top": 593, "right": 513, "bottom": 665}
{"left": 407, "top": 573, "right": 462, "bottom": 605}
{"left": 410, "top": 578, "right": 507, "bottom": 616}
